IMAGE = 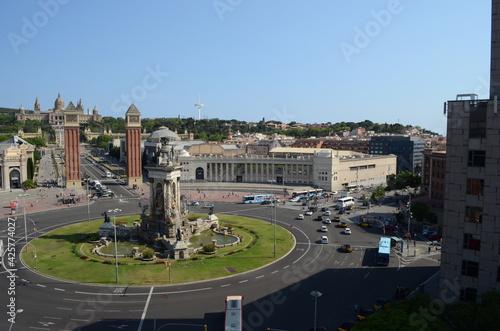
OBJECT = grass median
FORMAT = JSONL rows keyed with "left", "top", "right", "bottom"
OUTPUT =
{"left": 21, "top": 213, "right": 294, "bottom": 285}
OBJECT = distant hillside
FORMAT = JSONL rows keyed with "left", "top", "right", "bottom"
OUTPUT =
{"left": 0, "top": 107, "right": 19, "bottom": 115}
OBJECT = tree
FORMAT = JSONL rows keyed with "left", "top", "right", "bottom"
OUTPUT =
{"left": 24, "top": 136, "right": 46, "bottom": 147}
{"left": 371, "top": 186, "right": 386, "bottom": 202}
{"left": 27, "top": 157, "right": 34, "bottom": 180}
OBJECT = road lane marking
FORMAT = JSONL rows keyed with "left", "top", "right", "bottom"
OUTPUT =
{"left": 220, "top": 284, "right": 231, "bottom": 287}
{"left": 239, "top": 280, "right": 248, "bottom": 283}
{"left": 42, "top": 316, "right": 61, "bottom": 320}
{"left": 255, "top": 275, "right": 264, "bottom": 279}
{"left": 56, "top": 307, "right": 72, "bottom": 310}
{"left": 37, "top": 284, "right": 46, "bottom": 288}
{"left": 54, "top": 288, "right": 65, "bottom": 291}
{"left": 137, "top": 286, "right": 154, "bottom": 331}
{"left": 73, "top": 287, "right": 211, "bottom": 296}
{"left": 271, "top": 270, "right": 278, "bottom": 274}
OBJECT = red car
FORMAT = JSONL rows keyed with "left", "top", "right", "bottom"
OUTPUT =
{"left": 384, "top": 225, "right": 396, "bottom": 231}
{"left": 429, "top": 233, "right": 442, "bottom": 241}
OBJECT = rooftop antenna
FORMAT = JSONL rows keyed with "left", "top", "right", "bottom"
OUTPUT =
{"left": 194, "top": 94, "right": 204, "bottom": 120}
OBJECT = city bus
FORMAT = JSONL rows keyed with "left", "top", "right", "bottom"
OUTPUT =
{"left": 291, "top": 188, "right": 324, "bottom": 198}
{"left": 346, "top": 184, "right": 359, "bottom": 191}
{"left": 242, "top": 194, "right": 275, "bottom": 204}
{"left": 336, "top": 196, "right": 355, "bottom": 209}
{"left": 224, "top": 295, "right": 243, "bottom": 331}
{"left": 376, "top": 237, "right": 391, "bottom": 266}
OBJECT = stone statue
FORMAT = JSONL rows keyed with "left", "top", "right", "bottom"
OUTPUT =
{"left": 208, "top": 206, "right": 214, "bottom": 216}
{"left": 102, "top": 211, "right": 110, "bottom": 222}
{"left": 160, "top": 136, "right": 170, "bottom": 147}
{"left": 140, "top": 204, "right": 149, "bottom": 217}
{"left": 176, "top": 228, "right": 182, "bottom": 241}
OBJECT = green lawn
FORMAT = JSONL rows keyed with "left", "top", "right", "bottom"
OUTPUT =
{"left": 21, "top": 213, "right": 294, "bottom": 285}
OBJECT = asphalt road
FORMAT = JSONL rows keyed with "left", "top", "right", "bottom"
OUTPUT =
{"left": 1, "top": 195, "right": 440, "bottom": 331}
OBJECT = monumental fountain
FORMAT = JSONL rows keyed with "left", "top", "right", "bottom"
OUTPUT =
{"left": 98, "top": 137, "right": 225, "bottom": 260}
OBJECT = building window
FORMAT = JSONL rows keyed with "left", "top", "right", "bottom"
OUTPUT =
{"left": 465, "top": 206, "right": 483, "bottom": 223}
{"left": 466, "top": 178, "right": 484, "bottom": 195}
{"left": 469, "top": 105, "right": 487, "bottom": 138}
{"left": 468, "top": 150, "right": 486, "bottom": 167}
{"left": 459, "top": 287, "right": 477, "bottom": 302}
{"left": 461, "top": 260, "right": 479, "bottom": 277}
{"left": 463, "top": 233, "right": 481, "bottom": 251}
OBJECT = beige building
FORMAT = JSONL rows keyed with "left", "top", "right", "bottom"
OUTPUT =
{"left": 16, "top": 93, "right": 103, "bottom": 124}
{"left": 178, "top": 147, "right": 396, "bottom": 191}
{"left": 0, "top": 136, "right": 35, "bottom": 190}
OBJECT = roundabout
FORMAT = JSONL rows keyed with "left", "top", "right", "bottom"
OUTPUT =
{"left": 20, "top": 213, "right": 295, "bottom": 285}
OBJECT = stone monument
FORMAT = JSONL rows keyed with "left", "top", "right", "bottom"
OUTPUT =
{"left": 139, "top": 137, "right": 191, "bottom": 259}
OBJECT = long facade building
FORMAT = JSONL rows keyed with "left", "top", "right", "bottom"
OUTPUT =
{"left": 177, "top": 147, "right": 396, "bottom": 191}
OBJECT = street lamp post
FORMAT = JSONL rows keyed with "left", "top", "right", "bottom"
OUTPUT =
{"left": 268, "top": 180, "right": 277, "bottom": 258}
{"left": 108, "top": 208, "right": 122, "bottom": 283}
{"left": 310, "top": 290, "right": 322, "bottom": 331}
{"left": 18, "top": 192, "right": 29, "bottom": 251}
{"left": 8, "top": 309, "right": 23, "bottom": 331}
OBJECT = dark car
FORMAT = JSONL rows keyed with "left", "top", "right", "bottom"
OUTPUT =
{"left": 357, "top": 308, "right": 375, "bottom": 321}
{"left": 261, "top": 200, "right": 272, "bottom": 205}
{"left": 321, "top": 207, "right": 329, "bottom": 212}
{"left": 338, "top": 321, "right": 357, "bottom": 331}
{"left": 373, "top": 298, "right": 391, "bottom": 311}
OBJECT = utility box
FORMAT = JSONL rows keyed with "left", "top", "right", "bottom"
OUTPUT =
{"left": 414, "top": 249, "right": 420, "bottom": 257}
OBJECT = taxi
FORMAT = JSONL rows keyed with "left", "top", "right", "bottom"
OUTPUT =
{"left": 340, "top": 244, "right": 352, "bottom": 253}
{"left": 339, "top": 221, "right": 348, "bottom": 228}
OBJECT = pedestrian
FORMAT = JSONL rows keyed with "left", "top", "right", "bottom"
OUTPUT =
{"left": 413, "top": 240, "right": 416, "bottom": 247}
{"left": 428, "top": 246, "right": 431, "bottom": 254}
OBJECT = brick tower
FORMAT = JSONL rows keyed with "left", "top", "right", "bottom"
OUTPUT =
{"left": 125, "top": 104, "right": 142, "bottom": 186}
{"left": 64, "top": 105, "right": 81, "bottom": 189}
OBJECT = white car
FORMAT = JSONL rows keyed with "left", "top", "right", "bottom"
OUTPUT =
{"left": 320, "top": 226, "right": 328, "bottom": 232}
{"left": 343, "top": 227, "right": 352, "bottom": 235}
{"left": 323, "top": 219, "right": 331, "bottom": 224}
{"left": 324, "top": 211, "right": 332, "bottom": 216}
{"left": 321, "top": 236, "right": 329, "bottom": 244}
{"left": 297, "top": 214, "right": 304, "bottom": 220}
{"left": 305, "top": 211, "right": 313, "bottom": 216}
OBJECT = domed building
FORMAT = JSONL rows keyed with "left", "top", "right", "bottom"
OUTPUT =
{"left": 15, "top": 93, "right": 103, "bottom": 127}
{"left": 142, "top": 126, "right": 181, "bottom": 166}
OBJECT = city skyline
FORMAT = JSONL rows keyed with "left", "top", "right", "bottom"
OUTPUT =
{"left": 0, "top": 1, "right": 492, "bottom": 135}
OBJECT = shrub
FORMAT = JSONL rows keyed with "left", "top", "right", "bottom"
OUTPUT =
{"left": 142, "top": 248, "right": 155, "bottom": 259}
{"left": 202, "top": 243, "right": 216, "bottom": 253}
{"left": 191, "top": 257, "right": 199, "bottom": 261}
{"left": 80, "top": 255, "right": 89, "bottom": 260}
{"left": 103, "top": 260, "right": 111, "bottom": 264}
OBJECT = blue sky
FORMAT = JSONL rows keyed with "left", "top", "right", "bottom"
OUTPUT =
{"left": 0, "top": 0, "right": 492, "bottom": 135}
